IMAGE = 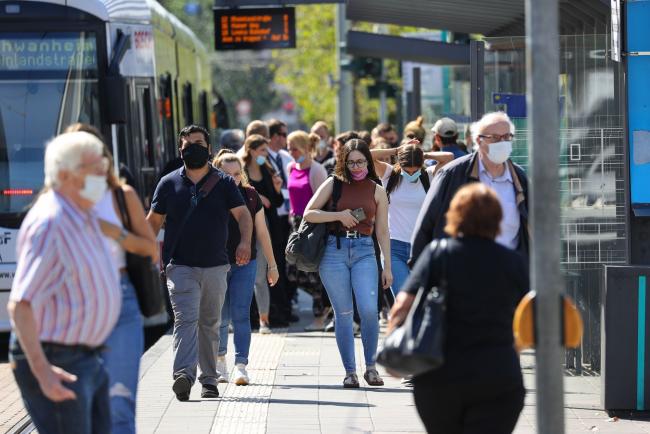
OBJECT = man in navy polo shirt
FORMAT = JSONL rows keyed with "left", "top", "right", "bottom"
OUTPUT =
{"left": 147, "top": 125, "right": 252, "bottom": 401}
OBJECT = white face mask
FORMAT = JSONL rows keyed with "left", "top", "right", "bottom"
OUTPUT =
{"left": 486, "top": 140, "right": 512, "bottom": 164}
{"left": 80, "top": 174, "right": 107, "bottom": 204}
{"left": 317, "top": 139, "right": 328, "bottom": 152}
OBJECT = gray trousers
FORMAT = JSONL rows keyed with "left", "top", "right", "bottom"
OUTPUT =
{"left": 166, "top": 264, "right": 229, "bottom": 387}
{"left": 253, "top": 240, "right": 271, "bottom": 316}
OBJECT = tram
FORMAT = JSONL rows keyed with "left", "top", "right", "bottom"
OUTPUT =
{"left": 0, "top": 0, "right": 216, "bottom": 330}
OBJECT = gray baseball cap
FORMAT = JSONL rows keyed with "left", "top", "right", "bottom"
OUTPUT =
{"left": 432, "top": 117, "right": 458, "bottom": 138}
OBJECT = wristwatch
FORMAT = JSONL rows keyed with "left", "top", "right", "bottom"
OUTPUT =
{"left": 115, "top": 228, "right": 128, "bottom": 244}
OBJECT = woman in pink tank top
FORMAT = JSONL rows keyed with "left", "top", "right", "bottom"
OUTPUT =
{"left": 287, "top": 131, "right": 328, "bottom": 330}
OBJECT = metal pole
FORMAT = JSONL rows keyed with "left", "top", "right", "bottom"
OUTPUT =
{"left": 336, "top": 3, "right": 353, "bottom": 133}
{"left": 379, "top": 58, "right": 387, "bottom": 122}
{"left": 412, "top": 67, "right": 421, "bottom": 118}
{"left": 470, "top": 40, "right": 485, "bottom": 121}
{"left": 525, "top": 0, "right": 564, "bottom": 433}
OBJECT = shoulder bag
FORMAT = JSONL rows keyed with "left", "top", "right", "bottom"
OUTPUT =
{"left": 377, "top": 238, "right": 448, "bottom": 378}
{"left": 114, "top": 187, "right": 165, "bottom": 317}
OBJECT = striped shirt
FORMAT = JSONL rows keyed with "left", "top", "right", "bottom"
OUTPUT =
{"left": 9, "top": 190, "right": 121, "bottom": 347}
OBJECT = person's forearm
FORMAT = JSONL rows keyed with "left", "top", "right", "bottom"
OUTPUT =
{"left": 102, "top": 221, "right": 158, "bottom": 258}
{"left": 8, "top": 301, "right": 49, "bottom": 377}
{"left": 423, "top": 151, "right": 454, "bottom": 164}
{"left": 146, "top": 212, "right": 163, "bottom": 237}
{"left": 257, "top": 221, "right": 276, "bottom": 267}
{"left": 370, "top": 148, "right": 397, "bottom": 160}
{"left": 303, "top": 210, "right": 342, "bottom": 224}
{"left": 377, "top": 228, "right": 391, "bottom": 271}
{"left": 237, "top": 211, "right": 253, "bottom": 245}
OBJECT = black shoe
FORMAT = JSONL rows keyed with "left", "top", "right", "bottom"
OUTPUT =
{"left": 201, "top": 383, "right": 219, "bottom": 399}
{"left": 172, "top": 376, "right": 191, "bottom": 401}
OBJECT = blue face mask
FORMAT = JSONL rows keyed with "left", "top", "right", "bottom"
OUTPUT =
{"left": 295, "top": 155, "right": 306, "bottom": 164}
{"left": 256, "top": 155, "right": 266, "bottom": 166}
{"left": 401, "top": 170, "right": 421, "bottom": 183}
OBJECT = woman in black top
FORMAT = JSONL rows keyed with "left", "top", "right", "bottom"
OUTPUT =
{"left": 389, "top": 183, "right": 528, "bottom": 434}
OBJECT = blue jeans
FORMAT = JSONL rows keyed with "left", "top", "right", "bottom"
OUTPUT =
{"left": 10, "top": 338, "right": 110, "bottom": 434}
{"left": 218, "top": 259, "right": 257, "bottom": 365}
{"left": 102, "top": 274, "right": 143, "bottom": 434}
{"left": 319, "top": 235, "right": 379, "bottom": 373}
{"left": 390, "top": 239, "right": 411, "bottom": 294}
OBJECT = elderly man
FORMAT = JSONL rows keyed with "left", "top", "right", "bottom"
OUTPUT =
{"left": 410, "top": 111, "right": 529, "bottom": 264}
{"left": 8, "top": 132, "right": 121, "bottom": 434}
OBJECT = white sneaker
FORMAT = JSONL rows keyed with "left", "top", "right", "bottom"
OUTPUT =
{"left": 216, "top": 356, "right": 229, "bottom": 383}
{"left": 233, "top": 363, "right": 250, "bottom": 386}
{"left": 259, "top": 322, "right": 271, "bottom": 335}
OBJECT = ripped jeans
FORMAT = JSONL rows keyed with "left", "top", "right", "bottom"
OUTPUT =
{"left": 102, "top": 273, "right": 143, "bottom": 434}
{"left": 319, "top": 235, "right": 379, "bottom": 373}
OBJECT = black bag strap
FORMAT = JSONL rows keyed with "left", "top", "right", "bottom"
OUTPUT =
{"left": 113, "top": 187, "right": 132, "bottom": 231}
{"left": 330, "top": 176, "right": 343, "bottom": 249}
{"left": 165, "top": 172, "right": 221, "bottom": 265}
{"left": 385, "top": 170, "right": 400, "bottom": 203}
{"left": 419, "top": 168, "right": 430, "bottom": 193}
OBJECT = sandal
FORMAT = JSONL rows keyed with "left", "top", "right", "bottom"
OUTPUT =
{"left": 364, "top": 369, "right": 384, "bottom": 386}
{"left": 343, "top": 373, "right": 360, "bottom": 389}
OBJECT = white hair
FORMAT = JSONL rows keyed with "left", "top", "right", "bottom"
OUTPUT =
{"left": 44, "top": 131, "right": 104, "bottom": 188}
{"left": 470, "top": 111, "right": 516, "bottom": 144}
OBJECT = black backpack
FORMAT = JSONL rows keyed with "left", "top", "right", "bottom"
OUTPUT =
{"left": 285, "top": 176, "right": 342, "bottom": 272}
{"left": 385, "top": 168, "right": 430, "bottom": 202}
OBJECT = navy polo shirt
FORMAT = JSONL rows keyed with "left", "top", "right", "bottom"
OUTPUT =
{"left": 151, "top": 166, "right": 245, "bottom": 267}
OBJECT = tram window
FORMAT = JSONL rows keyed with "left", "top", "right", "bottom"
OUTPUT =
{"left": 199, "top": 91, "right": 209, "bottom": 129}
{"left": 182, "top": 82, "right": 193, "bottom": 125}
{"left": 159, "top": 73, "right": 175, "bottom": 159}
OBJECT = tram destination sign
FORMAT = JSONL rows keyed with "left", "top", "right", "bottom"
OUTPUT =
{"left": 213, "top": 7, "right": 296, "bottom": 50}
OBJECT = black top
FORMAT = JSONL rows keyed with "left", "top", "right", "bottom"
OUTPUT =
{"left": 246, "top": 165, "right": 284, "bottom": 224}
{"left": 227, "top": 185, "right": 263, "bottom": 264}
{"left": 403, "top": 237, "right": 529, "bottom": 385}
{"left": 323, "top": 156, "right": 336, "bottom": 175}
{"left": 151, "top": 166, "right": 245, "bottom": 267}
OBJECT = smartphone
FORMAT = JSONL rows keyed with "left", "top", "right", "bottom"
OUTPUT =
{"left": 351, "top": 207, "right": 366, "bottom": 221}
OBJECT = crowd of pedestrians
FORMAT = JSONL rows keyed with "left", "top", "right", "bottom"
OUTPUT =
{"left": 7, "top": 111, "right": 530, "bottom": 434}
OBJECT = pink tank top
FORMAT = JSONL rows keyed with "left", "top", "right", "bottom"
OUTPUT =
{"left": 288, "top": 165, "right": 312, "bottom": 216}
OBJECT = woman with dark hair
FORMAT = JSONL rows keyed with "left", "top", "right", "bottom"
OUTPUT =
{"left": 370, "top": 141, "right": 453, "bottom": 294}
{"left": 389, "top": 183, "right": 528, "bottom": 434}
{"left": 242, "top": 134, "right": 287, "bottom": 330}
{"left": 303, "top": 139, "right": 392, "bottom": 388}
{"left": 64, "top": 123, "right": 159, "bottom": 434}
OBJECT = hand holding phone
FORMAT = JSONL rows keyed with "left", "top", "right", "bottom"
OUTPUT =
{"left": 351, "top": 207, "right": 366, "bottom": 221}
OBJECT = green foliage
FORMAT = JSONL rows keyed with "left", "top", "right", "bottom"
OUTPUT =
{"left": 272, "top": 4, "right": 337, "bottom": 129}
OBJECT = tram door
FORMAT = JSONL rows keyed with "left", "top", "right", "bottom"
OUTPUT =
{"left": 134, "top": 84, "right": 156, "bottom": 207}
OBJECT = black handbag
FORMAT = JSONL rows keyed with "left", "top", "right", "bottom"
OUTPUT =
{"left": 114, "top": 188, "right": 165, "bottom": 318}
{"left": 377, "top": 239, "right": 448, "bottom": 378}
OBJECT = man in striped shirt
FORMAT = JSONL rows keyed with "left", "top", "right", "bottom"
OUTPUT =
{"left": 7, "top": 132, "right": 121, "bottom": 434}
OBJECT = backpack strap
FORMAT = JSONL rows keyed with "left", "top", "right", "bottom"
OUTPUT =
{"left": 419, "top": 168, "right": 430, "bottom": 193}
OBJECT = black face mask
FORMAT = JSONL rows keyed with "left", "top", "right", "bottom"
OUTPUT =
{"left": 181, "top": 142, "right": 210, "bottom": 169}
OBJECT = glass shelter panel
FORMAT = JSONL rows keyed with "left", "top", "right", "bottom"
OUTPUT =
{"left": 484, "top": 34, "right": 626, "bottom": 372}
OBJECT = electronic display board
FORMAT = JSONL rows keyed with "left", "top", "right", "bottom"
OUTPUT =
{"left": 214, "top": 7, "right": 296, "bottom": 51}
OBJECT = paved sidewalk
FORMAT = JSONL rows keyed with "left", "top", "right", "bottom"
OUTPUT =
{"left": 135, "top": 292, "right": 650, "bottom": 434}
{"left": 0, "top": 363, "right": 28, "bottom": 433}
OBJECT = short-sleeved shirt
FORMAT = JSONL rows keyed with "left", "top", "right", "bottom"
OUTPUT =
{"left": 151, "top": 166, "right": 245, "bottom": 267}
{"left": 227, "top": 185, "right": 263, "bottom": 264}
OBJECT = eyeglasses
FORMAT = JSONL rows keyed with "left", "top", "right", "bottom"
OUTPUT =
{"left": 478, "top": 133, "right": 514, "bottom": 142}
{"left": 346, "top": 159, "right": 368, "bottom": 169}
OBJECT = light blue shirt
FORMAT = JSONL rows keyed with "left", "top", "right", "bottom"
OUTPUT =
{"left": 478, "top": 158, "right": 520, "bottom": 250}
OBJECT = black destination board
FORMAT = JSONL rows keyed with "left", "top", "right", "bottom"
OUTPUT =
{"left": 214, "top": 7, "right": 296, "bottom": 50}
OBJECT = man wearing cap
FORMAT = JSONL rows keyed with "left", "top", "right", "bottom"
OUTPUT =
{"left": 432, "top": 117, "right": 467, "bottom": 159}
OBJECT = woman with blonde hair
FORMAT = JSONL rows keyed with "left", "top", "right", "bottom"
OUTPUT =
{"left": 286, "top": 131, "right": 329, "bottom": 329}
{"left": 403, "top": 116, "right": 426, "bottom": 143}
{"left": 212, "top": 150, "right": 279, "bottom": 385}
{"left": 311, "top": 120, "right": 333, "bottom": 163}
{"left": 64, "top": 123, "right": 158, "bottom": 434}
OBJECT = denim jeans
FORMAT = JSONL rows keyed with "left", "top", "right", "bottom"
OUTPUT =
{"left": 390, "top": 239, "right": 411, "bottom": 294}
{"left": 218, "top": 259, "right": 257, "bottom": 365}
{"left": 10, "top": 338, "right": 110, "bottom": 434}
{"left": 319, "top": 235, "right": 379, "bottom": 373}
{"left": 102, "top": 274, "right": 143, "bottom": 434}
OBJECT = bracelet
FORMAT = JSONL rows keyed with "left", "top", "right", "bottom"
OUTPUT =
{"left": 268, "top": 264, "right": 278, "bottom": 271}
{"left": 115, "top": 228, "right": 128, "bottom": 244}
